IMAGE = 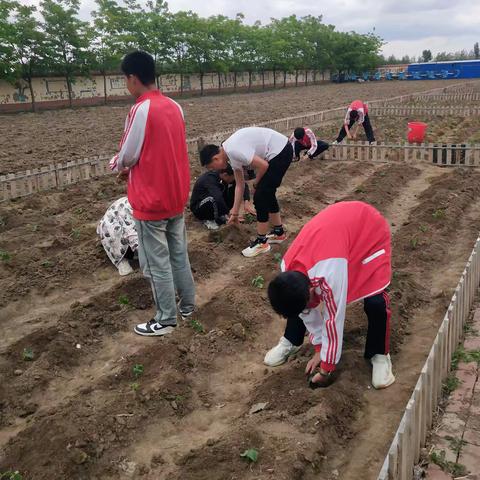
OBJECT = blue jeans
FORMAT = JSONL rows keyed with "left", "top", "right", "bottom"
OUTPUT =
{"left": 135, "top": 215, "right": 195, "bottom": 326}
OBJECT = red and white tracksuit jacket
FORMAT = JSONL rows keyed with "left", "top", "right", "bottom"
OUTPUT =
{"left": 344, "top": 100, "right": 369, "bottom": 126}
{"left": 289, "top": 128, "right": 317, "bottom": 156}
{"left": 281, "top": 201, "right": 391, "bottom": 372}
{"left": 110, "top": 90, "right": 190, "bottom": 221}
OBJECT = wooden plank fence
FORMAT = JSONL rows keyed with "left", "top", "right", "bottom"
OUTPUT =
{"left": 377, "top": 233, "right": 480, "bottom": 480}
{"left": 389, "top": 92, "right": 480, "bottom": 103}
{"left": 1, "top": 80, "right": 478, "bottom": 202}
{"left": 369, "top": 105, "right": 480, "bottom": 117}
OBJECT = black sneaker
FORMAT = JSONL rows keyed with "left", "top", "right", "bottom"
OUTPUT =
{"left": 134, "top": 319, "right": 176, "bottom": 336}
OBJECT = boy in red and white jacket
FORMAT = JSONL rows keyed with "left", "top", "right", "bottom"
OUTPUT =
{"left": 110, "top": 51, "right": 195, "bottom": 337}
{"left": 265, "top": 201, "right": 395, "bottom": 389}
{"left": 334, "top": 100, "right": 376, "bottom": 144}
{"left": 289, "top": 127, "right": 329, "bottom": 161}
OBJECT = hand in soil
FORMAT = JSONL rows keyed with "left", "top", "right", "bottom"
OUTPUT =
{"left": 309, "top": 371, "right": 336, "bottom": 389}
{"left": 244, "top": 201, "right": 256, "bottom": 215}
{"left": 227, "top": 214, "right": 240, "bottom": 225}
{"left": 305, "top": 351, "right": 321, "bottom": 375}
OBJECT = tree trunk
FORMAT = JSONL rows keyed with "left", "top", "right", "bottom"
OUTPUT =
{"left": 313, "top": 71, "right": 317, "bottom": 83}
{"left": 218, "top": 72, "right": 221, "bottom": 92}
{"left": 273, "top": 68, "right": 276, "bottom": 88}
{"left": 248, "top": 71, "right": 252, "bottom": 91}
{"left": 27, "top": 77, "right": 36, "bottom": 113}
{"left": 200, "top": 72, "right": 204, "bottom": 96}
{"left": 234, "top": 71, "right": 237, "bottom": 92}
{"left": 305, "top": 70, "right": 308, "bottom": 85}
{"left": 103, "top": 71, "right": 108, "bottom": 105}
{"left": 180, "top": 73, "right": 184, "bottom": 96}
{"left": 262, "top": 70, "right": 265, "bottom": 89}
{"left": 295, "top": 69, "right": 298, "bottom": 87}
{"left": 66, "top": 74, "right": 73, "bottom": 108}
{"left": 283, "top": 70, "right": 287, "bottom": 88}
{"left": 156, "top": 74, "right": 160, "bottom": 89}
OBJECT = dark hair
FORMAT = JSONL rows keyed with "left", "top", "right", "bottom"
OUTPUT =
{"left": 349, "top": 110, "right": 359, "bottom": 121}
{"left": 199, "top": 144, "right": 220, "bottom": 167}
{"left": 294, "top": 127, "right": 305, "bottom": 140}
{"left": 121, "top": 51, "right": 156, "bottom": 86}
{"left": 268, "top": 271, "right": 310, "bottom": 318}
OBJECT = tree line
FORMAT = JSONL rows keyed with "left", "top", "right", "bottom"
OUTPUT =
{"left": 0, "top": 0, "right": 383, "bottom": 109}
{"left": 382, "top": 42, "right": 480, "bottom": 65}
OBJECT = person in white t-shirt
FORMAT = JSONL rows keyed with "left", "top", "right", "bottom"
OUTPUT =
{"left": 199, "top": 127, "right": 293, "bottom": 258}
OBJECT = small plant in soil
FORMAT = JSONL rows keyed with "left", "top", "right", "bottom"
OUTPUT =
{"left": 442, "top": 374, "right": 460, "bottom": 394}
{"left": 430, "top": 450, "right": 467, "bottom": 476}
{"left": 190, "top": 318, "right": 205, "bottom": 333}
{"left": 251, "top": 275, "right": 265, "bottom": 289}
{"left": 41, "top": 259, "right": 53, "bottom": 268}
{"left": 0, "top": 250, "right": 11, "bottom": 261}
{"left": 70, "top": 228, "right": 81, "bottom": 240}
{"left": 30, "top": 224, "right": 39, "bottom": 232}
{"left": 447, "top": 436, "right": 467, "bottom": 456}
{"left": 410, "top": 236, "right": 419, "bottom": 250}
{"left": 130, "top": 382, "right": 140, "bottom": 392}
{"left": 118, "top": 295, "right": 130, "bottom": 306}
{"left": 0, "top": 471, "right": 23, "bottom": 480}
{"left": 132, "top": 364, "right": 144, "bottom": 379}
{"left": 273, "top": 252, "right": 282, "bottom": 264}
{"left": 354, "top": 187, "right": 366, "bottom": 194}
{"left": 244, "top": 213, "right": 256, "bottom": 224}
{"left": 432, "top": 208, "right": 446, "bottom": 219}
{"left": 452, "top": 346, "right": 480, "bottom": 369}
{"left": 419, "top": 225, "right": 428, "bottom": 233}
{"left": 240, "top": 448, "right": 258, "bottom": 463}
{"left": 22, "top": 348, "right": 34, "bottom": 361}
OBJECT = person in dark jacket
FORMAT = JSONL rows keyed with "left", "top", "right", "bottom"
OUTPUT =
{"left": 190, "top": 164, "right": 254, "bottom": 230}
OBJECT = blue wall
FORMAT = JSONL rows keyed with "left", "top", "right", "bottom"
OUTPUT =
{"left": 408, "top": 60, "right": 480, "bottom": 79}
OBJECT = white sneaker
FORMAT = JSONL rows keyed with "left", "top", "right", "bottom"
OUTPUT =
{"left": 118, "top": 259, "right": 134, "bottom": 276}
{"left": 331, "top": 140, "right": 339, "bottom": 145}
{"left": 242, "top": 239, "right": 271, "bottom": 258}
{"left": 204, "top": 220, "right": 219, "bottom": 230}
{"left": 134, "top": 319, "right": 176, "bottom": 336}
{"left": 371, "top": 354, "right": 395, "bottom": 389}
{"left": 264, "top": 337, "right": 301, "bottom": 367}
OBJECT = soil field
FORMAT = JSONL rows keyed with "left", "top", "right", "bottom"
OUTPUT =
{"left": 0, "top": 79, "right": 474, "bottom": 174}
{"left": 1, "top": 82, "right": 480, "bottom": 480}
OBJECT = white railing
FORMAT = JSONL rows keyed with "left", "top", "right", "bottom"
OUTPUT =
{"left": 377, "top": 234, "right": 480, "bottom": 480}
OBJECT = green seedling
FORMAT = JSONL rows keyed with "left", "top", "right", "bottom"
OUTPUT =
{"left": 132, "top": 364, "right": 144, "bottom": 379}
{"left": 0, "top": 250, "right": 11, "bottom": 261}
{"left": 0, "top": 471, "right": 23, "bottom": 480}
{"left": 452, "top": 346, "right": 480, "bottom": 369}
{"left": 355, "top": 187, "right": 366, "bottom": 194}
{"left": 118, "top": 295, "right": 130, "bottom": 306}
{"left": 273, "top": 252, "right": 282, "bottom": 265}
{"left": 175, "top": 394, "right": 185, "bottom": 403}
{"left": 430, "top": 450, "right": 467, "bottom": 476}
{"left": 30, "top": 224, "right": 39, "bottom": 232}
{"left": 130, "top": 382, "right": 140, "bottom": 392}
{"left": 70, "top": 228, "right": 81, "bottom": 240}
{"left": 74, "top": 207, "right": 85, "bottom": 215}
{"left": 442, "top": 374, "right": 460, "bottom": 394}
{"left": 190, "top": 318, "right": 205, "bottom": 333}
{"left": 419, "top": 225, "right": 428, "bottom": 233}
{"left": 22, "top": 348, "right": 34, "bottom": 361}
{"left": 0, "top": 216, "right": 6, "bottom": 227}
{"left": 432, "top": 208, "right": 445, "bottom": 219}
{"left": 244, "top": 213, "right": 256, "bottom": 224}
{"left": 251, "top": 275, "right": 265, "bottom": 289}
{"left": 41, "top": 259, "right": 53, "bottom": 268}
{"left": 447, "top": 436, "right": 467, "bottom": 456}
{"left": 410, "top": 236, "right": 418, "bottom": 250}
{"left": 240, "top": 448, "right": 258, "bottom": 463}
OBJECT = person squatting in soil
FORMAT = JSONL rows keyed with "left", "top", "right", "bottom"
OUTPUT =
{"left": 199, "top": 127, "right": 293, "bottom": 258}
{"left": 265, "top": 201, "right": 395, "bottom": 389}
{"left": 289, "top": 127, "right": 329, "bottom": 161}
{"left": 334, "top": 99, "right": 376, "bottom": 144}
{"left": 97, "top": 196, "right": 138, "bottom": 276}
{"left": 109, "top": 50, "right": 195, "bottom": 337}
{"left": 190, "top": 164, "right": 255, "bottom": 230}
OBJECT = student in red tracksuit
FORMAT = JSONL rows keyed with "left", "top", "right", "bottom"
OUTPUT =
{"left": 334, "top": 100, "right": 376, "bottom": 144}
{"left": 289, "top": 127, "right": 329, "bottom": 161}
{"left": 265, "top": 201, "right": 395, "bottom": 389}
{"left": 110, "top": 51, "right": 195, "bottom": 337}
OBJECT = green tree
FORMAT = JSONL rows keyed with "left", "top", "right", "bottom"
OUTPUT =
{"left": 40, "top": 0, "right": 91, "bottom": 108}
{"left": 422, "top": 49, "right": 432, "bottom": 62}
{"left": 475, "top": 42, "right": 480, "bottom": 60}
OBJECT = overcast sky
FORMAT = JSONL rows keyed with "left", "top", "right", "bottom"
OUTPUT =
{"left": 30, "top": 0, "right": 480, "bottom": 59}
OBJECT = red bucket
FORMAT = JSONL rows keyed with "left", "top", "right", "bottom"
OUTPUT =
{"left": 407, "top": 121, "right": 427, "bottom": 143}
